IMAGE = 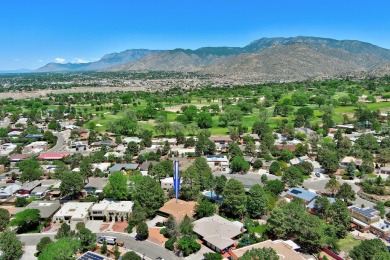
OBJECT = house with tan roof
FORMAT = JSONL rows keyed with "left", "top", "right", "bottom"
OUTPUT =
{"left": 193, "top": 215, "right": 243, "bottom": 253}
{"left": 159, "top": 198, "right": 196, "bottom": 222}
{"left": 229, "top": 239, "right": 305, "bottom": 260}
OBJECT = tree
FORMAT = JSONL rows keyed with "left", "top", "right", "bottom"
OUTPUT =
{"left": 164, "top": 215, "right": 178, "bottom": 238}
{"left": 195, "top": 198, "right": 216, "bottom": 219}
{"left": 38, "top": 238, "right": 80, "bottom": 260}
{"left": 122, "top": 251, "right": 141, "bottom": 260}
{"left": 60, "top": 171, "right": 84, "bottom": 197}
{"left": 133, "top": 176, "right": 165, "bottom": 217}
{"left": 229, "top": 142, "right": 243, "bottom": 158}
{"left": 318, "top": 149, "right": 339, "bottom": 174}
{"left": 247, "top": 184, "right": 268, "bottom": 218}
{"left": 269, "top": 161, "right": 281, "bottom": 175}
{"left": 0, "top": 231, "right": 24, "bottom": 260}
{"left": 104, "top": 172, "right": 129, "bottom": 200}
{"left": 177, "top": 236, "right": 201, "bottom": 257}
{"left": 36, "top": 237, "right": 52, "bottom": 255}
{"left": 204, "top": 252, "right": 223, "bottom": 260}
{"left": 136, "top": 221, "right": 149, "bottom": 240}
{"left": 10, "top": 209, "right": 40, "bottom": 233}
{"left": 0, "top": 208, "right": 9, "bottom": 231}
{"left": 77, "top": 227, "right": 96, "bottom": 252}
{"left": 282, "top": 166, "right": 304, "bottom": 187}
{"left": 253, "top": 159, "right": 263, "bottom": 170}
{"left": 18, "top": 158, "right": 43, "bottom": 182}
{"left": 374, "top": 201, "right": 386, "bottom": 218}
{"left": 346, "top": 163, "right": 356, "bottom": 179}
{"left": 328, "top": 199, "right": 351, "bottom": 238}
{"left": 179, "top": 215, "right": 194, "bottom": 237}
{"left": 196, "top": 112, "right": 213, "bottom": 129}
{"left": 127, "top": 141, "right": 139, "bottom": 155}
{"left": 55, "top": 223, "right": 73, "bottom": 239}
{"left": 279, "top": 149, "right": 295, "bottom": 162}
{"left": 239, "top": 248, "right": 278, "bottom": 260}
{"left": 148, "top": 162, "right": 167, "bottom": 183}
{"left": 335, "top": 183, "right": 355, "bottom": 204}
{"left": 139, "top": 129, "right": 153, "bottom": 147}
{"left": 264, "top": 179, "right": 285, "bottom": 195}
{"left": 377, "top": 148, "right": 390, "bottom": 166}
{"left": 214, "top": 175, "right": 227, "bottom": 198}
{"left": 292, "top": 91, "right": 309, "bottom": 106}
{"left": 230, "top": 156, "right": 250, "bottom": 173}
{"left": 222, "top": 179, "right": 247, "bottom": 218}
{"left": 325, "top": 178, "right": 340, "bottom": 195}
{"left": 349, "top": 239, "right": 390, "bottom": 260}
{"left": 100, "top": 240, "right": 107, "bottom": 254}
{"left": 14, "top": 197, "right": 29, "bottom": 207}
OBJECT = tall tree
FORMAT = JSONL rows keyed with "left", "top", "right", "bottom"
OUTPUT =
{"left": 77, "top": 227, "right": 96, "bottom": 252}
{"left": 282, "top": 166, "right": 304, "bottom": 187}
{"left": 10, "top": 209, "right": 40, "bottom": 233}
{"left": 60, "top": 172, "right": 84, "bottom": 198}
{"left": 0, "top": 208, "right": 10, "bottom": 231}
{"left": 132, "top": 176, "right": 165, "bottom": 217}
{"left": 335, "top": 183, "right": 356, "bottom": 204}
{"left": 349, "top": 239, "right": 390, "bottom": 260}
{"left": 247, "top": 184, "right": 268, "bottom": 218}
{"left": 195, "top": 198, "right": 216, "bottom": 219}
{"left": 136, "top": 221, "right": 149, "bottom": 240}
{"left": 239, "top": 248, "right": 278, "bottom": 260}
{"left": 38, "top": 238, "right": 80, "bottom": 260}
{"left": 325, "top": 178, "right": 341, "bottom": 195}
{"left": 103, "top": 172, "right": 129, "bottom": 200}
{"left": 0, "top": 231, "right": 24, "bottom": 260}
{"left": 222, "top": 179, "right": 247, "bottom": 218}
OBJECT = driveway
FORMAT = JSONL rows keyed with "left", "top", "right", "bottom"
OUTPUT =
{"left": 21, "top": 245, "right": 37, "bottom": 260}
{"left": 97, "top": 232, "right": 181, "bottom": 260}
{"left": 185, "top": 244, "right": 213, "bottom": 260}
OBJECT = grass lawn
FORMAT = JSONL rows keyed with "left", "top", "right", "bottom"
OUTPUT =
{"left": 248, "top": 224, "right": 267, "bottom": 234}
{"left": 339, "top": 235, "right": 361, "bottom": 253}
{"left": 364, "top": 173, "right": 377, "bottom": 179}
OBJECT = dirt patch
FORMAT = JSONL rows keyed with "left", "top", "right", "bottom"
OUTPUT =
{"left": 112, "top": 221, "right": 128, "bottom": 233}
{"left": 147, "top": 227, "right": 168, "bottom": 245}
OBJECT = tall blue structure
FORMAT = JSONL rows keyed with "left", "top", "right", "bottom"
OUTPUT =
{"left": 173, "top": 160, "right": 180, "bottom": 203}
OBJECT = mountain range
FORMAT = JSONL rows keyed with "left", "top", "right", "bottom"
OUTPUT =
{"left": 35, "top": 36, "right": 390, "bottom": 81}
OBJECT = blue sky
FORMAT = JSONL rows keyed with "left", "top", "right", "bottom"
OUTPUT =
{"left": 1, "top": 0, "right": 389, "bottom": 70}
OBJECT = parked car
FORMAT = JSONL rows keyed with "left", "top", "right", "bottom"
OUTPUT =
{"left": 98, "top": 236, "right": 117, "bottom": 245}
{"left": 5, "top": 179, "right": 15, "bottom": 183}
{"left": 315, "top": 172, "right": 321, "bottom": 177}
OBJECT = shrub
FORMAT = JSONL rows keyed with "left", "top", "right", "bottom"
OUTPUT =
{"left": 385, "top": 201, "right": 390, "bottom": 207}
{"left": 165, "top": 237, "right": 176, "bottom": 251}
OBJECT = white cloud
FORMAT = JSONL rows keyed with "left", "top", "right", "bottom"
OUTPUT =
{"left": 14, "top": 58, "right": 22, "bottom": 61}
{"left": 72, "top": 58, "right": 89, "bottom": 64}
{"left": 55, "top": 58, "right": 66, "bottom": 63}
{"left": 38, "top": 59, "right": 44, "bottom": 63}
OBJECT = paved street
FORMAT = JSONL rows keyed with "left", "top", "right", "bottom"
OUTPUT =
{"left": 46, "top": 131, "right": 65, "bottom": 153}
{"left": 18, "top": 231, "right": 181, "bottom": 260}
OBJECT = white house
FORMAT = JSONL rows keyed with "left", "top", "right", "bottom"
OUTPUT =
{"left": 90, "top": 200, "right": 133, "bottom": 220}
{"left": 0, "top": 184, "right": 21, "bottom": 199}
{"left": 53, "top": 202, "right": 94, "bottom": 225}
{"left": 206, "top": 155, "right": 229, "bottom": 172}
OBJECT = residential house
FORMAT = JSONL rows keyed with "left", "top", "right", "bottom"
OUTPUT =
{"left": 9, "top": 154, "right": 30, "bottom": 163}
{"left": 230, "top": 240, "right": 305, "bottom": 260}
{"left": 25, "top": 134, "right": 44, "bottom": 139}
{"left": 38, "top": 153, "right": 70, "bottom": 160}
{"left": 340, "top": 156, "right": 363, "bottom": 169}
{"left": 193, "top": 215, "right": 243, "bottom": 253}
{"left": 209, "top": 136, "right": 232, "bottom": 151}
{"left": 284, "top": 188, "right": 318, "bottom": 205}
{"left": 122, "top": 137, "right": 142, "bottom": 145}
{"left": 159, "top": 198, "right": 196, "bottom": 222}
{"left": 17, "top": 180, "right": 41, "bottom": 195}
{"left": 90, "top": 200, "right": 133, "bottom": 220}
{"left": 307, "top": 197, "right": 336, "bottom": 214}
{"left": 160, "top": 177, "right": 175, "bottom": 191}
{"left": 7, "top": 131, "right": 22, "bottom": 138}
{"left": 0, "top": 184, "right": 21, "bottom": 199}
{"left": 238, "top": 134, "right": 260, "bottom": 143}
{"left": 108, "top": 163, "right": 138, "bottom": 174}
{"left": 23, "top": 141, "right": 48, "bottom": 154}
{"left": 52, "top": 202, "right": 94, "bottom": 225}
{"left": 30, "top": 186, "right": 50, "bottom": 199}
{"left": 13, "top": 201, "right": 60, "bottom": 220}
{"left": 91, "top": 140, "right": 117, "bottom": 148}
{"left": 206, "top": 155, "right": 229, "bottom": 172}
{"left": 276, "top": 144, "right": 296, "bottom": 152}
{"left": 84, "top": 177, "right": 108, "bottom": 195}
{"left": 0, "top": 143, "right": 17, "bottom": 156}
{"left": 91, "top": 163, "right": 111, "bottom": 173}
{"left": 379, "top": 167, "right": 390, "bottom": 175}
{"left": 348, "top": 206, "right": 381, "bottom": 232}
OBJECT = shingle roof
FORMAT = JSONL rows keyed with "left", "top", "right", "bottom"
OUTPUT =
{"left": 193, "top": 215, "right": 242, "bottom": 241}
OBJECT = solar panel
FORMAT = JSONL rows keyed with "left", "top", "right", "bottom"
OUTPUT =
{"left": 78, "top": 252, "right": 105, "bottom": 260}
{"left": 290, "top": 189, "right": 302, "bottom": 195}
